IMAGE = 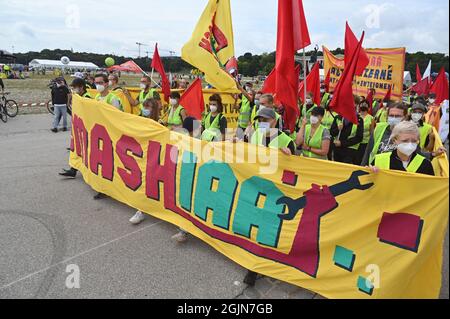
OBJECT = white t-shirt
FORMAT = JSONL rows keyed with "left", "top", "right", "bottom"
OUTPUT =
{"left": 439, "top": 100, "right": 449, "bottom": 142}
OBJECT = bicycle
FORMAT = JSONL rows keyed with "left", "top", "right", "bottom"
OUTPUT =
{"left": 0, "top": 92, "right": 19, "bottom": 123}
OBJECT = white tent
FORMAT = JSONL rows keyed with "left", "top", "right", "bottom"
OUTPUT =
{"left": 29, "top": 59, "right": 99, "bottom": 71}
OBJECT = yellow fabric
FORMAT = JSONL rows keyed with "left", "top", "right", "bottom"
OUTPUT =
{"left": 323, "top": 46, "right": 405, "bottom": 102}
{"left": 181, "top": 0, "right": 238, "bottom": 92}
{"left": 70, "top": 95, "right": 449, "bottom": 299}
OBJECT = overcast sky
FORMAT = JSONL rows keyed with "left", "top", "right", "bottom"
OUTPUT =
{"left": 1, "top": 0, "right": 448, "bottom": 57}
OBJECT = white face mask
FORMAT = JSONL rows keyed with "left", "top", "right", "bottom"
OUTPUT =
{"left": 142, "top": 108, "right": 151, "bottom": 117}
{"left": 210, "top": 105, "right": 218, "bottom": 113}
{"left": 259, "top": 105, "right": 267, "bottom": 111}
{"left": 170, "top": 99, "right": 178, "bottom": 106}
{"left": 140, "top": 83, "right": 147, "bottom": 90}
{"left": 310, "top": 116, "right": 319, "bottom": 125}
{"left": 96, "top": 85, "right": 105, "bottom": 93}
{"left": 108, "top": 81, "right": 113, "bottom": 87}
{"left": 411, "top": 113, "right": 423, "bottom": 123}
{"left": 429, "top": 99, "right": 436, "bottom": 104}
{"left": 397, "top": 142, "right": 417, "bottom": 157}
{"left": 388, "top": 116, "right": 402, "bottom": 127}
{"left": 259, "top": 121, "right": 271, "bottom": 133}
{"left": 306, "top": 99, "right": 313, "bottom": 105}
{"left": 254, "top": 100, "right": 260, "bottom": 106}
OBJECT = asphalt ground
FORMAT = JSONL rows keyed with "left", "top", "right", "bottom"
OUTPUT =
{"left": 0, "top": 113, "right": 448, "bottom": 299}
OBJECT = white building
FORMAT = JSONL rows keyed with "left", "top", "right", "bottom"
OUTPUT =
{"left": 28, "top": 59, "right": 99, "bottom": 71}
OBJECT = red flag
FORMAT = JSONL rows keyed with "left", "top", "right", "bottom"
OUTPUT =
{"left": 383, "top": 85, "right": 392, "bottom": 102}
{"left": 329, "top": 31, "right": 366, "bottom": 124}
{"left": 366, "top": 89, "right": 374, "bottom": 114}
{"left": 430, "top": 67, "right": 449, "bottom": 105}
{"left": 324, "top": 69, "right": 331, "bottom": 93}
{"left": 107, "top": 60, "right": 143, "bottom": 73}
{"left": 345, "top": 22, "right": 369, "bottom": 76}
{"left": 416, "top": 64, "right": 422, "bottom": 82}
{"left": 298, "top": 63, "right": 321, "bottom": 105}
{"left": 151, "top": 43, "right": 171, "bottom": 102}
{"left": 411, "top": 77, "right": 430, "bottom": 96}
{"left": 275, "top": 0, "right": 310, "bottom": 132}
{"left": 262, "top": 67, "right": 276, "bottom": 94}
{"left": 179, "top": 78, "right": 205, "bottom": 120}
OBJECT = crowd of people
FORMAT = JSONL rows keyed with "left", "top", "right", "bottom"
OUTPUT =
{"left": 56, "top": 72, "right": 448, "bottom": 286}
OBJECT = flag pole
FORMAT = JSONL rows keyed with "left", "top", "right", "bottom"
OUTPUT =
{"left": 145, "top": 67, "right": 161, "bottom": 89}
{"left": 303, "top": 48, "right": 307, "bottom": 102}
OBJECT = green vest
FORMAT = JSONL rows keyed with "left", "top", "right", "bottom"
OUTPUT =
{"left": 250, "top": 130, "right": 292, "bottom": 150}
{"left": 303, "top": 124, "right": 326, "bottom": 159}
{"left": 237, "top": 96, "right": 252, "bottom": 128}
{"left": 168, "top": 105, "right": 184, "bottom": 127}
{"left": 362, "top": 114, "right": 374, "bottom": 144}
{"left": 322, "top": 111, "right": 337, "bottom": 130}
{"left": 321, "top": 93, "right": 330, "bottom": 107}
{"left": 419, "top": 123, "right": 433, "bottom": 149}
{"left": 375, "top": 108, "right": 388, "bottom": 123}
{"left": 369, "top": 122, "right": 390, "bottom": 164}
{"left": 81, "top": 91, "right": 92, "bottom": 99}
{"left": 95, "top": 93, "right": 123, "bottom": 111}
{"left": 375, "top": 152, "right": 425, "bottom": 174}
{"left": 201, "top": 112, "right": 223, "bottom": 141}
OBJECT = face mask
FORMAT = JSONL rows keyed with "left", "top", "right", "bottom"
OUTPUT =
{"left": 57, "top": 83, "right": 64, "bottom": 88}
{"left": 210, "top": 105, "right": 218, "bottom": 113}
{"left": 310, "top": 116, "right": 319, "bottom": 125}
{"left": 429, "top": 99, "right": 435, "bottom": 104}
{"left": 259, "top": 121, "right": 271, "bottom": 133}
{"left": 259, "top": 105, "right": 267, "bottom": 111}
{"left": 306, "top": 99, "right": 313, "bottom": 105}
{"left": 397, "top": 143, "right": 417, "bottom": 157}
{"left": 383, "top": 102, "right": 388, "bottom": 108}
{"left": 108, "top": 81, "right": 113, "bottom": 87}
{"left": 140, "top": 83, "right": 147, "bottom": 90}
{"left": 411, "top": 113, "right": 423, "bottom": 123}
{"left": 142, "top": 108, "right": 151, "bottom": 117}
{"left": 170, "top": 99, "right": 178, "bottom": 106}
{"left": 388, "top": 116, "right": 402, "bottom": 127}
{"left": 254, "top": 100, "right": 260, "bottom": 106}
{"left": 96, "top": 85, "right": 105, "bottom": 93}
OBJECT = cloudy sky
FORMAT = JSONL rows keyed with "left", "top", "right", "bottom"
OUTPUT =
{"left": 1, "top": 0, "right": 448, "bottom": 57}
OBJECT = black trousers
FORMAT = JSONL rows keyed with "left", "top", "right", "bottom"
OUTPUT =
{"left": 356, "top": 144, "right": 368, "bottom": 166}
{"left": 333, "top": 148, "right": 359, "bottom": 165}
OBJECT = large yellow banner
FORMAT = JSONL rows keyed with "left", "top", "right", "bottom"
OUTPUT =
{"left": 70, "top": 95, "right": 449, "bottom": 299}
{"left": 323, "top": 46, "right": 406, "bottom": 101}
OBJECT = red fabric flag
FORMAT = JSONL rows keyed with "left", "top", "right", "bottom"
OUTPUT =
{"left": 262, "top": 67, "right": 276, "bottom": 94}
{"left": 179, "top": 78, "right": 205, "bottom": 120}
{"left": 151, "top": 43, "right": 171, "bottom": 102}
{"left": 329, "top": 31, "right": 366, "bottom": 125}
{"left": 298, "top": 63, "right": 321, "bottom": 105}
{"left": 416, "top": 64, "right": 422, "bottom": 82}
{"left": 107, "top": 60, "right": 143, "bottom": 73}
{"left": 411, "top": 77, "right": 430, "bottom": 96}
{"left": 383, "top": 85, "right": 392, "bottom": 102}
{"left": 366, "top": 89, "right": 374, "bottom": 114}
{"left": 430, "top": 67, "right": 449, "bottom": 105}
{"left": 345, "top": 22, "right": 369, "bottom": 76}
{"left": 324, "top": 69, "right": 331, "bottom": 93}
{"left": 275, "top": 0, "right": 310, "bottom": 132}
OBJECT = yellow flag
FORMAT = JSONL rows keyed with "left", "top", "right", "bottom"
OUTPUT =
{"left": 181, "top": 0, "right": 238, "bottom": 92}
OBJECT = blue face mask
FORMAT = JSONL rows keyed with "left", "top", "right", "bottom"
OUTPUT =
{"left": 142, "top": 108, "right": 151, "bottom": 117}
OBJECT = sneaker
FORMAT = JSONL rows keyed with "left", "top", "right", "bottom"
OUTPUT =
{"left": 93, "top": 192, "right": 108, "bottom": 200}
{"left": 171, "top": 231, "right": 188, "bottom": 243}
{"left": 129, "top": 211, "right": 145, "bottom": 225}
{"left": 51, "top": 128, "right": 58, "bottom": 133}
{"left": 243, "top": 271, "right": 258, "bottom": 287}
{"left": 59, "top": 168, "right": 77, "bottom": 178}
{"left": 62, "top": 127, "right": 68, "bottom": 132}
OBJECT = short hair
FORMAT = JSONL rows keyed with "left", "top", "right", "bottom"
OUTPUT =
{"left": 311, "top": 106, "right": 325, "bottom": 117}
{"left": 95, "top": 74, "right": 108, "bottom": 83}
{"left": 209, "top": 93, "right": 223, "bottom": 113}
{"left": 141, "top": 75, "right": 151, "bottom": 82}
{"left": 170, "top": 92, "right": 181, "bottom": 99}
{"left": 260, "top": 94, "right": 274, "bottom": 105}
{"left": 71, "top": 78, "right": 86, "bottom": 89}
{"left": 390, "top": 121, "right": 420, "bottom": 141}
{"left": 388, "top": 102, "right": 408, "bottom": 116}
{"left": 183, "top": 116, "right": 197, "bottom": 133}
{"left": 108, "top": 74, "right": 119, "bottom": 82}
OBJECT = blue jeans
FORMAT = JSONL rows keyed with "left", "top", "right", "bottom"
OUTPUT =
{"left": 52, "top": 104, "right": 67, "bottom": 129}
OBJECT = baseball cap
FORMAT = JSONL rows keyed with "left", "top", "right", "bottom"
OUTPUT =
{"left": 411, "top": 103, "right": 427, "bottom": 113}
{"left": 255, "top": 108, "right": 276, "bottom": 120}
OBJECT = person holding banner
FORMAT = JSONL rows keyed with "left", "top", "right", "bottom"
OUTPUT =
{"left": 201, "top": 94, "right": 227, "bottom": 142}
{"left": 410, "top": 103, "right": 435, "bottom": 152}
{"left": 108, "top": 74, "right": 123, "bottom": 92}
{"left": 123, "top": 76, "right": 159, "bottom": 116}
{"left": 94, "top": 74, "right": 123, "bottom": 111}
{"left": 370, "top": 121, "right": 434, "bottom": 176}
{"left": 296, "top": 107, "right": 331, "bottom": 160}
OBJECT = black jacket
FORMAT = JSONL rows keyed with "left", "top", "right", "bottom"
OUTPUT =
{"left": 330, "top": 115, "right": 364, "bottom": 148}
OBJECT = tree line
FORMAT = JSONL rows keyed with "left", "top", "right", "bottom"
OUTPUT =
{"left": 11, "top": 48, "right": 449, "bottom": 79}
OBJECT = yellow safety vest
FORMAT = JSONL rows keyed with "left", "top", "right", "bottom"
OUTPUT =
{"left": 362, "top": 114, "right": 374, "bottom": 144}
{"left": 419, "top": 123, "right": 433, "bottom": 149}
{"left": 168, "top": 105, "right": 184, "bottom": 127}
{"left": 201, "top": 112, "right": 223, "bottom": 141}
{"left": 374, "top": 152, "right": 425, "bottom": 173}
{"left": 250, "top": 130, "right": 292, "bottom": 150}
{"left": 303, "top": 124, "right": 326, "bottom": 159}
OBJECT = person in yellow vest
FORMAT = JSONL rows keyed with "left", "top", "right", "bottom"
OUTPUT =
{"left": 123, "top": 75, "right": 160, "bottom": 116}
{"left": 374, "top": 99, "right": 389, "bottom": 123}
{"left": 166, "top": 92, "right": 187, "bottom": 130}
{"left": 330, "top": 111, "right": 364, "bottom": 165}
{"left": 356, "top": 101, "right": 375, "bottom": 165}
{"left": 201, "top": 94, "right": 227, "bottom": 142}
{"left": 296, "top": 107, "right": 331, "bottom": 160}
{"left": 409, "top": 103, "right": 435, "bottom": 152}
{"left": 370, "top": 121, "right": 434, "bottom": 176}
{"left": 250, "top": 108, "right": 295, "bottom": 155}
{"left": 233, "top": 81, "right": 255, "bottom": 140}
{"left": 252, "top": 94, "right": 284, "bottom": 130}
{"left": 300, "top": 91, "right": 318, "bottom": 124}
{"left": 94, "top": 74, "right": 123, "bottom": 111}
